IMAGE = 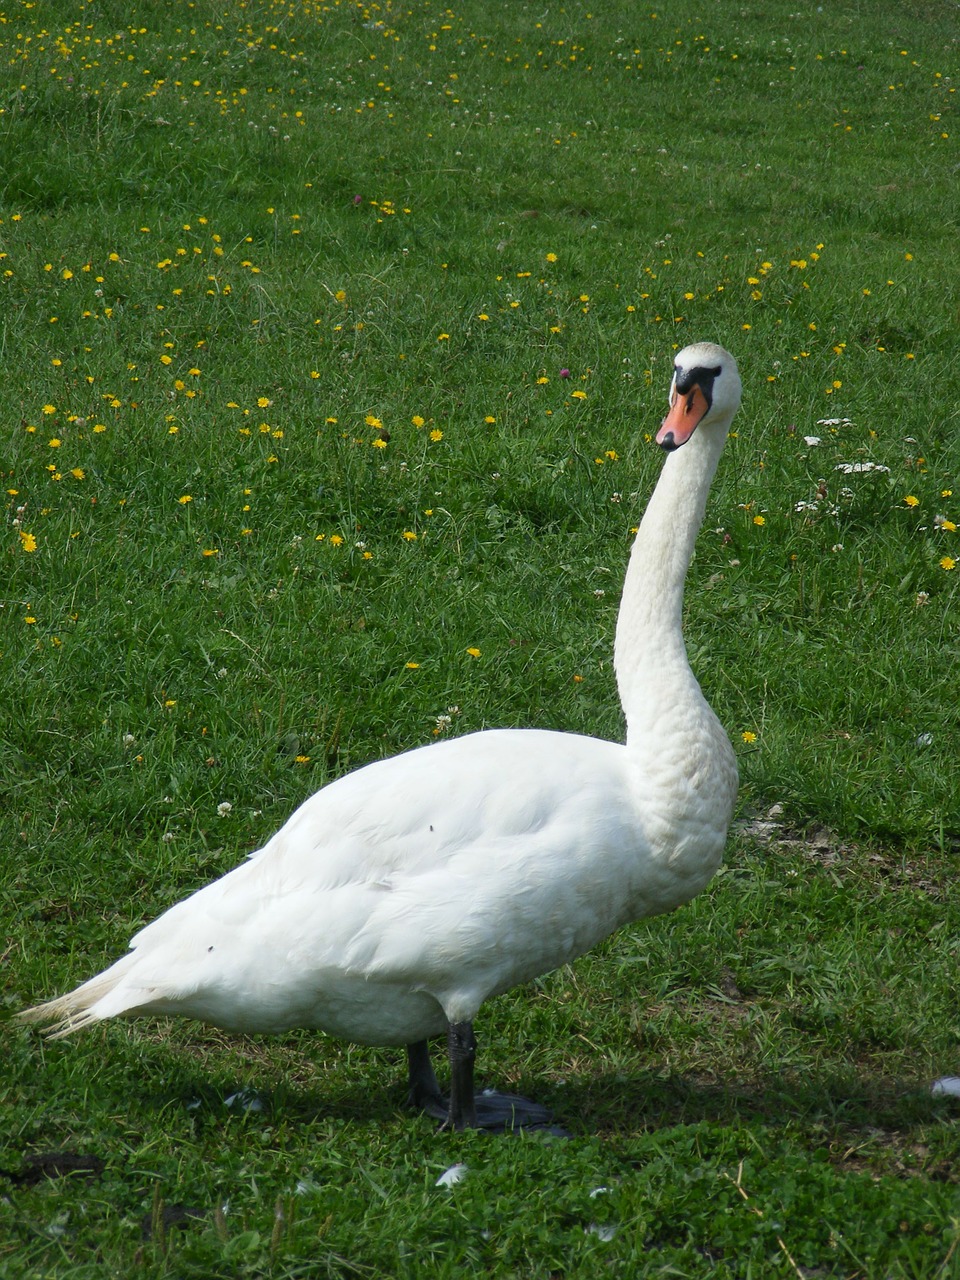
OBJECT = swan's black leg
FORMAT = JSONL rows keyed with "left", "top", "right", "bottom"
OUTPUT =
{"left": 407, "top": 1025, "right": 565, "bottom": 1133}
{"left": 405, "top": 1040, "right": 447, "bottom": 1120}
{"left": 445, "top": 1021, "right": 479, "bottom": 1130}
{"left": 443, "top": 1021, "right": 561, "bottom": 1133}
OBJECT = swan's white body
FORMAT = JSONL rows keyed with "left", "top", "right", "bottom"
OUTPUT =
{"left": 40, "top": 727, "right": 725, "bottom": 1043}
{"left": 21, "top": 342, "right": 742, "bottom": 1124}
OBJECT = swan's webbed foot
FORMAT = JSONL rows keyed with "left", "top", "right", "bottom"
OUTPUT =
{"left": 469, "top": 1088, "right": 557, "bottom": 1132}
{"left": 404, "top": 1023, "right": 563, "bottom": 1133}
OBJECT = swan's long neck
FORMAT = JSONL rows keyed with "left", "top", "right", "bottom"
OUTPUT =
{"left": 614, "top": 423, "right": 728, "bottom": 735}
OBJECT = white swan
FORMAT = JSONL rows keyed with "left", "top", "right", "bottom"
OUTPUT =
{"left": 19, "top": 342, "right": 742, "bottom": 1130}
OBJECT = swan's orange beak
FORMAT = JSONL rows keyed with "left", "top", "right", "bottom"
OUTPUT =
{"left": 656, "top": 383, "right": 710, "bottom": 450}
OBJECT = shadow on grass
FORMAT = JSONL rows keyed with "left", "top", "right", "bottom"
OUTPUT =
{"left": 555, "top": 1068, "right": 945, "bottom": 1134}
{"left": 16, "top": 1023, "right": 957, "bottom": 1175}
{"left": 147, "top": 1056, "right": 955, "bottom": 1151}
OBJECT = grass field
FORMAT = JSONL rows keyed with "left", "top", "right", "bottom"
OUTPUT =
{"left": 2, "top": 0, "right": 960, "bottom": 1274}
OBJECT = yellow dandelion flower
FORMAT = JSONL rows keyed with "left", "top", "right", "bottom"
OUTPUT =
{"left": 178, "top": 494, "right": 193, "bottom": 504}
{"left": 411, "top": 415, "right": 425, "bottom": 428}
{"left": 466, "top": 647, "right": 481, "bottom": 658}
{"left": 741, "top": 731, "right": 757, "bottom": 744}
{"left": 430, "top": 428, "right": 443, "bottom": 441}
{"left": 330, "top": 534, "right": 344, "bottom": 546}
{"left": 402, "top": 530, "right": 418, "bottom": 541}
{"left": 753, "top": 515, "right": 766, "bottom": 526}
{"left": 904, "top": 495, "right": 920, "bottom": 507}
{"left": 940, "top": 556, "right": 956, "bottom": 571}
{"left": 19, "top": 531, "right": 37, "bottom": 552}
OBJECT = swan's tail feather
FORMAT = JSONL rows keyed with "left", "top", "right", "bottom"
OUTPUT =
{"left": 17, "top": 958, "right": 145, "bottom": 1039}
{"left": 17, "top": 998, "right": 107, "bottom": 1039}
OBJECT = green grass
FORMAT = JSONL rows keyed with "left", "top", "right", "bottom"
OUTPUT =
{"left": 2, "top": 0, "right": 960, "bottom": 1274}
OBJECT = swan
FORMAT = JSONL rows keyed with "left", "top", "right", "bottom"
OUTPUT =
{"left": 19, "top": 341, "right": 742, "bottom": 1131}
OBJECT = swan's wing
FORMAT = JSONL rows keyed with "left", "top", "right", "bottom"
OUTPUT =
{"left": 121, "top": 730, "right": 644, "bottom": 1004}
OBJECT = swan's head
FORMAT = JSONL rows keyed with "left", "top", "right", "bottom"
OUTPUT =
{"left": 656, "top": 342, "right": 741, "bottom": 451}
